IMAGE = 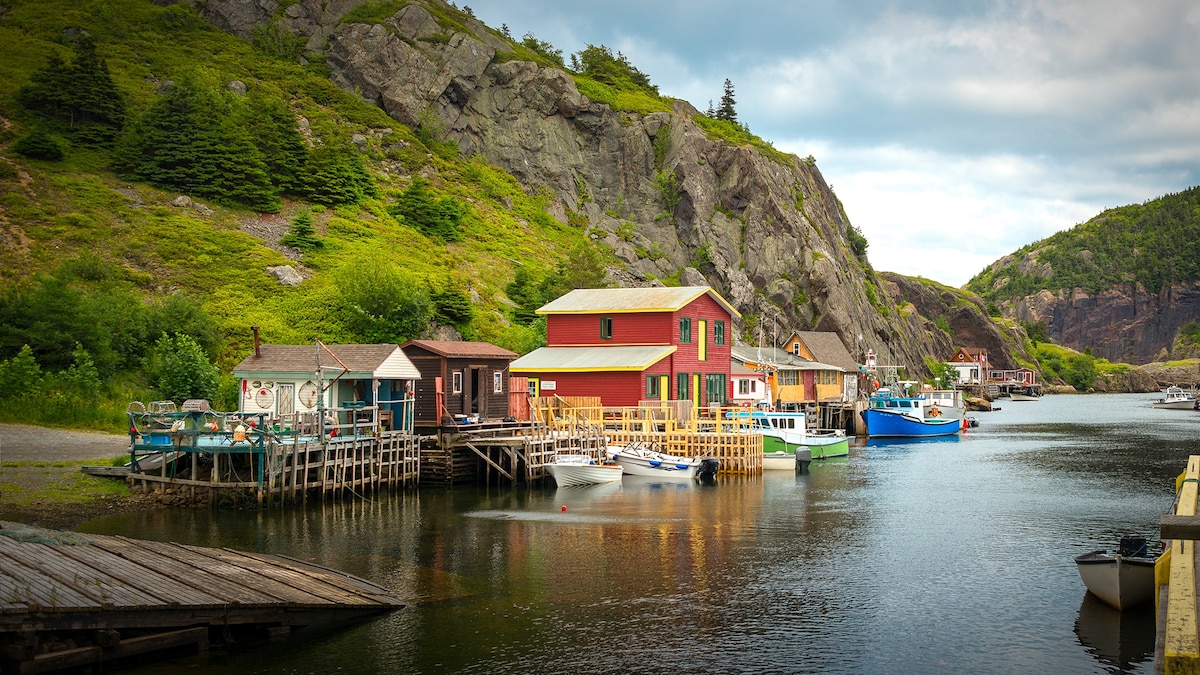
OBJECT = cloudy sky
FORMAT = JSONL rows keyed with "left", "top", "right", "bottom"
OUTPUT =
{"left": 466, "top": 0, "right": 1200, "bottom": 287}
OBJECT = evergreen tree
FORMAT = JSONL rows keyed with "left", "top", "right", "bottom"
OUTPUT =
{"left": 293, "top": 145, "right": 377, "bottom": 206}
{"left": 149, "top": 333, "right": 219, "bottom": 403}
{"left": 114, "top": 72, "right": 280, "bottom": 212}
{"left": 390, "top": 178, "right": 464, "bottom": 241}
{"left": 715, "top": 78, "right": 737, "bottom": 122}
{"left": 17, "top": 34, "right": 127, "bottom": 147}
{"left": 280, "top": 210, "right": 323, "bottom": 251}
{"left": 242, "top": 92, "right": 307, "bottom": 192}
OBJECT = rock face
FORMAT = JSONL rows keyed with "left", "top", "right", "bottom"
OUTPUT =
{"left": 1010, "top": 281, "right": 1200, "bottom": 364}
{"left": 200, "top": 0, "right": 1011, "bottom": 373}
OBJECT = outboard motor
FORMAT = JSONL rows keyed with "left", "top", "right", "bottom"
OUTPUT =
{"left": 697, "top": 458, "right": 720, "bottom": 483}
{"left": 1119, "top": 535, "right": 1148, "bottom": 557}
{"left": 795, "top": 448, "right": 812, "bottom": 475}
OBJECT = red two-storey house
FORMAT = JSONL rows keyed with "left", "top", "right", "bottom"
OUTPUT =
{"left": 509, "top": 286, "right": 740, "bottom": 407}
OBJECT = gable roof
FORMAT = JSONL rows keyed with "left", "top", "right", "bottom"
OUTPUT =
{"left": 730, "top": 344, "right": 841, "bottom": 371}
{"left": 789, "top": 331, "right": 858, "bottom": 371}
{"left": 510, "top": 345, "right": 676, "bottom": 372}
{"left": 233, "top": 344, "right": 420, "bottom": 380}
{"left": 536, "top": 286, "right": 740, "bottom": 319}
{"left": 401, "top": 340, "right": 518, "bottom": 360}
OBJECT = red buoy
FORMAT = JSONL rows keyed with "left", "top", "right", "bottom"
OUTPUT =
{"left": 561, "top": 505, "right": 567, "bottom": 512}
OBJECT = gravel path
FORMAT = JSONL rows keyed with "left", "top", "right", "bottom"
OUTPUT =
{"left": 0, "top": 424, "right": 130, "bottom": 462}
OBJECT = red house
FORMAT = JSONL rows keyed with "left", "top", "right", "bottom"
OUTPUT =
{"left": 509, "top": 286, "right": 740, "bottom": 407}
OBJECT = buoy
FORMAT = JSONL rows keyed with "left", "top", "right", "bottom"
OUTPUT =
{"left": 561, "top": 505, "right": 567, "bottom": 512}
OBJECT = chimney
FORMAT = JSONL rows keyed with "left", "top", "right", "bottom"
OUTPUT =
{"left": 252, "top": 326, "right": 261, "bottom": 357}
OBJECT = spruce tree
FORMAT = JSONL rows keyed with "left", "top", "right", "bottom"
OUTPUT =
{"left": 716, "top": 78, "right": 737, "bottom": 122}
{"left": 17, "top": 34, "right": 127, "bottom": 147}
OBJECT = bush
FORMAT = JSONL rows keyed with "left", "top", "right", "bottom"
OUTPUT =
{"left": 146, "top": 333, "right": 219, "bottom": 403}
{"left": 12, "top": 130, "right": 67, "bottom": 160}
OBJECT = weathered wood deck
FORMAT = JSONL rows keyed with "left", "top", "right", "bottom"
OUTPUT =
{"left": 0, "top": 521, "right": 402, "bottom": 673}
{"left": 1156, "top": 454, "right": 1200, "bottom": 674}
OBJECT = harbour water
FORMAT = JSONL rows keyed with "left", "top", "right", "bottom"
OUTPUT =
{"left": 82, "top": 392, "right": 1190, "bottom": 674}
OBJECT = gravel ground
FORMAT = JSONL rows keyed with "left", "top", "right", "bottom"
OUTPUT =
{"left": 0, "top": 423, "right": 131, "bottom": 462}
{"left": 0, "top": 424, "right": 154, "bottom": 531}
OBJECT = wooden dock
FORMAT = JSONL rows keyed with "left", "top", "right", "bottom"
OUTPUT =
{"left": 1158, "top": 455, "right": 1200, "bottom": 673}
{"left": 0, "top": 521, "right": 403, "bottom": 673}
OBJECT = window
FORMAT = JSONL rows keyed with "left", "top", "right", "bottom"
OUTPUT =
{"left": 600, "top": 316, "right": 613, "bottom": 339}
{"left": 679, "top": 317, "right": 692, "bottom": 343}
{"left": 452, "top": 371, "right": 463, "bottom": 394}
{"left": 677, "top": 373, "right": 689, "bottom": 400}
{"left": 778, "top": 370, "right": 798, "bottom": 386}
{"left": 646, "top": 375, "right": 661, "bottom": 398}
{"left": 738, "top": 379, "right": 751, "bottom": 395}
{"left": 819, "top": 370, "right": 838, "bottom": 385}
{"left": 714, "top": 321, "right": 725, "bottom": 345}
{"left": 792, "top": 343, "right": 800, "bottom": 356}
{"left": 705, "top": 373, "right": 726, "bottom": 404}
{"left": 493, "top": 371, "right": 503, "bottom": 394}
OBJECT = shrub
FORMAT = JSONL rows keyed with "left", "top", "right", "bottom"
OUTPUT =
{"left": 12, "top": 130, "right": 67, "bottom": 160}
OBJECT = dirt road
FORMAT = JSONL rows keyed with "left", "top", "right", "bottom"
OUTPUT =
{"left": 0, "top": 424, "right": 130, "bottom": 463}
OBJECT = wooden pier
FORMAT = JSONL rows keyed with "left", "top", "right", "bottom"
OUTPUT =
{"left": 1158, "top": 455, "right": 1200, "bottom": 673}
{"left": 125, "top": 405, "right": 419, "bottom": 507}
{"left": 0, "top": 521, "right": 402, "bottom": 673}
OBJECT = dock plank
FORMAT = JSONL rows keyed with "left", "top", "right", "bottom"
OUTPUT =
{"left": 181, "top": 546, "right": 379, "bottom": 606}
{"left": 112, "top": 539, "right": 338, "bottom": 605}
{"left": 87, "top": 537, "right": 285, "bottom": 605}
{"left": 0, "top": 536, "right": 159, "bottom": 608}
{"left": 53, "top": 541, "right": 223, "bottom": 607}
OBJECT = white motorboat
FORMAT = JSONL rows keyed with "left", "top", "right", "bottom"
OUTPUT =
{"left": 606, "top": 444, "right": 719, "bottom": 481}
{"left": 546, "top": 454, "right": 623, "bottom": 487}
{"left": 1074, "top": 535, "right": 1160, "bottom": 610}
{"left": 1152, "top": 386, "right": 1196, "bottom": 410}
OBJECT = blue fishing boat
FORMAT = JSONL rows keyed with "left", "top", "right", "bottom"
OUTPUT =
{"left": 861, "top": 394, "right": 962, "bottom": 438}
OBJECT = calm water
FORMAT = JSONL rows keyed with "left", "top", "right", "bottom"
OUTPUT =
{"left": 81, "top": 393, "right": 1194, "bottom": 674}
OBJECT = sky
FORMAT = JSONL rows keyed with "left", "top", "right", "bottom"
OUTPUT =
{"left": 466, "top": 0, "right": 1200, "bottom": 287}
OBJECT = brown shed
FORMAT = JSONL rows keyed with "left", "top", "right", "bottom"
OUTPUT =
{"left": 400, "top": 340, "right": 519, "bottom": 427}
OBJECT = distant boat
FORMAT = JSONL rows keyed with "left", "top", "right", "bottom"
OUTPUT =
{"left": 545, "top": 454, "right": 623, "bottom": 487}
{"left": 1152, "top": 386, "right": 1196, "bottom": 410}
{"left": 1010, "top": 391, "right": 1041, "bottom": 401}
{"left": 861, "top": 394, "right": 962, "bottom": 438}
{"left": 1074, "top": 535, "right": 1160, "bottom": 610}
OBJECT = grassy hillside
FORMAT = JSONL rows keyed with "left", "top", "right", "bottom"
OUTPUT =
{"left": 966, "top": 186, "right": 1200, "bottom": 300}
{"left": 0, "top": 0, "right": 610, "bottom": 426}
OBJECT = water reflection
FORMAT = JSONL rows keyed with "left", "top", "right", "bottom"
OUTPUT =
{"left": 1075, "top": 592, "right": 1155, "bottom": 673}
{"left": 80, "top": 394, "right": 1178, "bottom": 674}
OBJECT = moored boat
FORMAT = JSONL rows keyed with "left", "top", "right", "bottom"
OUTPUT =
{"left": 1074, "top": 535, "right": 1160, "bottom": 610}
{"left": 1010, "top": 389, "right": 1041, "bottom": 401}
{"left": 1152, "top": 386, "right": 1196, "bottom": 410}
{"left": 606, "top": 444, "right": 719, "bottom": 480}
{"left": 861, "top": 394, "right": 962, "bottom": 438}
{"left": 545, "top": 454, "right": 623, "bottom": 487}
{"left": 748, "top": 410, "right": 849, "bottom": 468}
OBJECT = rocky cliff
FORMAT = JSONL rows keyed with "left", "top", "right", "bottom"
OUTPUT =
{"left": 1007, "top": 277, "right": 1200, "bottom": 364}
{"left": 201, "top": 0, "right": 1011, "bottom": 374}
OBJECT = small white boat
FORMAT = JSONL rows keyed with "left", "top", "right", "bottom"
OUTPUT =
{"left": 606, "top": 444, "right": 719, "bottom": 481}
{"left": 1010, "top": 390, "right": 1041, "bottom": 401}
{"left": 1152, "top": 386, "right": 1196, "bottom": 410}
{"left": 1074, "top": 535, "right": 1160, "bottom": 610}
{"left": 546, "top": 454, "right": 623, "bottom": 487}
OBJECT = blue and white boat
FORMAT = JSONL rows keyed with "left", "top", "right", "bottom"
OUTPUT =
{"left": 861, "top": 394, "right": 962, "bottom": 438}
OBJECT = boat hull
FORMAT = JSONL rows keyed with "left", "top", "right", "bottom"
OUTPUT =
{"left": 607, "top": 446, "right": 704, "bottom": 480}
{"left": 1074, "top": 551, "right": 1157, "bottom": 610}
{"left": 861, "top": 409, "right": 961, "bottom": 438}
{"left": 546, "top": 462, "right": 623, "bottom": 487}
{"left": 1010, "top": 393, "right": 1040, "bottom": 402}
{"left": 1153, "top": 400, "right": 1195, "bottom": 410}
{"left": 761, "top": 450, "right": 796, "bottom": 471}
{"left": 803, "top": 434, "right": 850, "bottom": 459}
